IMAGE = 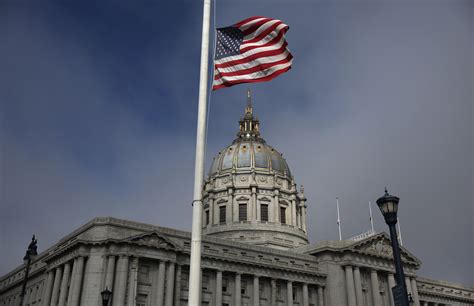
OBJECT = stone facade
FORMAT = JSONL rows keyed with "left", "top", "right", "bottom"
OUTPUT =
{"left": 0, "top": 217, "right": 473, "bottom": 306}
{"left": 1, "top": 98, "right": 473, "bottom": 306}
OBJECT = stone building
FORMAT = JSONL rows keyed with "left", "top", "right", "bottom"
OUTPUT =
{"left": 1, "top": 97, "right": 473, "bottom": 306}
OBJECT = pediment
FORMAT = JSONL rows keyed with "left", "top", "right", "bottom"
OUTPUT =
{"left": 235, "top": 196, "right": 249, "bottom": 201}
{"left": 126, "top": 231, "right": 179, "bottom": 250}
{"left": 259, "top": 196, "right": 271, "bottom": 202}
{"left": 216, "top": 198, "right": 228, "bottom": 204}
{"left": 349, "top": 233, "right": 420, "bottom": 265}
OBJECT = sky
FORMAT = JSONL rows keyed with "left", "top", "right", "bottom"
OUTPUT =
{"left": 0, "top": 0, "right": 472, "bottom": 285}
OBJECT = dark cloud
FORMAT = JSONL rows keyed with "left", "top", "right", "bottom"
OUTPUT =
{"left": 0, "top": 0, "right": 472, "bottom": 286}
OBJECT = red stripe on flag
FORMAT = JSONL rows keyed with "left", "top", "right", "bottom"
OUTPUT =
{"left": 215, "top": 42, "right": 288, "bottom": 69}
{"left": 240, "top": 26, "right": 287, "bottom": 54}
{"left": 214, "top": 54, "right": 293, "bottom": 78}
{"left": 242, "top": 21, "right": 283, "bottom": 45}
{"left": 213, "top": 66, "right": 292, "bottom": 90}
{"left": 240, "top": 18, "right": 273, "bottom": 36}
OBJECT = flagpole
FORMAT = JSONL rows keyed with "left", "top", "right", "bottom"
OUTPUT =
{"left": 188, "top": 0, "right": 212, "bottom": 305}
{"left": 336, "top": 197, "right": 342, "bottom": 240}
{"left": 369, "top": 201, "right": 375, "bottom": 233}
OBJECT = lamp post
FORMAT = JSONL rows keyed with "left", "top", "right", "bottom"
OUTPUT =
{"left": 19, "top": 235, "right": 38, "bottom": 306}
{"left": 101, "top": 287, "right": 112, "bottom": 306}
{"left": 376, "top": 188, "right": 410, "bottom": 306}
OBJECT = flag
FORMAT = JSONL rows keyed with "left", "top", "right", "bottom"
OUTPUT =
{"left": 212, "top": 16, "right": 293, "bottom": 90}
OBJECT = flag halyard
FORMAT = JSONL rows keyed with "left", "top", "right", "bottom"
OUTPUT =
{"left": 213, "top": 16, "right": 293, "bottom": 90}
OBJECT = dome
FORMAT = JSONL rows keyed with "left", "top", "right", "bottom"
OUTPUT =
{"left": 201, "top": 90, "right": 308, "bottom": 250}
{"left": 208, "top": 141, "right": 292, "bottom": 178}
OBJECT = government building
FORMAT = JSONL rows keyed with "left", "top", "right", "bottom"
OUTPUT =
{"left": 1, "top": 97, "right": 473, "bottom": 306}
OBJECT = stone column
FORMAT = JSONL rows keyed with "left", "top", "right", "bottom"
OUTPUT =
{"left": 271, "top": 279, "right": 277, "bottom": 306}
{"left": 273, "top": 190, "right": 280, "bottom": 222}
{"left": 174, "top": 265, "right": 182, "bottom": 306}
{"left": 387, "top": 273, "right": 396, "bottom": 306}
{"left": 66, "top": 259, "right": 77, "bottom": 305}
{"left": 370, "top": 270, "right": 381, "bottom": 306}
{"left": 301, "top": 204, "right": 307, "bottom": 231}
{"left": 208, "top": 196, "right": 214, "bottom": 228}
{"left": 297, "top": 207, "right": 302, "bottom": 227}
{"left": 112, "top": 256, "right": 129, "bottom": 306}
{"left": 127, "top": 258, "right": 139, "bottom": 306}
{"left": 50, "top": 266, "right": 63, "bottom": 306}
{"left": 156, "top": 261, "right": 166, "bottom": 306}
{"left": 317, "top": 286, "right": 324, "bottom": 306}
{"left": 287, "top": 281, "right": 294, "bottom": 306}
{"left": 235, "top": 273, "right": 241, "bottom": 306}
{"left": 215, "top": 270, "right": 222, "bottom": 306}
{"left": 228, "top": 188, "right": 234, "bottom": 223}
{"left": 251, "top": 186, "right": 257, "bottom": 223}
{"left": 69, "top": 256, "right": 85, "bottom": 306}
{"left": 58, "top": 262, "right": 71, "bottom": 306}
{"left": 405, "top": 277, "right": 413, "bottom": 298}
{"left": 302, "top": 283, "right": 309, "bottom": 306}
{"left": 42, "top": 270, "right": 55, "bottom": 306}
{"left": 104, "top": 255, "right": 116, "bottom": 291}
{"left": 291, "top": 199, "right": 297, "bottom": 226}
{"left": 410, "top": 278, "right": 420, "bottom": 306}
{"left": 353, "top": 267, "right": 363, "bottom": 306}
{"left": 345, "top": 266, "right": 356, "bottom": 306}
{"left": 253, "top": 275, "right": 259, "bottom": 306}
{"left": 165, "top": 263, "right": 175, "bottom": 306}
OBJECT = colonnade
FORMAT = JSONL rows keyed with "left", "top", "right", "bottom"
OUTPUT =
{"left": 104, "top": 255, "right": 179, "bottom": 306}
{"left": 41, "top": 256, "right": 86, "bottom": 306}
{"left": 40, "top": 254, "right": 142, "bottom": 306}
{"left": 206, "top": 187, "right": 307, "bottom": 231}
{"left": 213, "top": 270, "right": 324, "bottom": 306}
{"left": 344, "top": 265, "right": 421, "bottom": 306}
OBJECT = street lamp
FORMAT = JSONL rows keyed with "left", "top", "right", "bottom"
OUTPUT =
{"left": 376, "top": 188, "right": 410, "bottom": 306}
{"left": 19, "top": 235, "right": 38, "bottom": 306}
{"left": 101, "top": 287, "right": 112, "bottom": 306}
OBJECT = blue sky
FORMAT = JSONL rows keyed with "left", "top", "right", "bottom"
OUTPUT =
{"left": 1, "top": 0, "right": 472, "bottom": 285}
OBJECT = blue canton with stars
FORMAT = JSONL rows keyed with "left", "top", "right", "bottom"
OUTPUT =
{"left": 215, "top": 27, "right": 244, "bottom": 60}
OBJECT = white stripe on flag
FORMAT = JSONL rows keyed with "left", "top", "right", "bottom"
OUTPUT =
{"left": 214, "top": 61, "right": 292, "bottom": 85}
{"left": 215, "top": 51, "right": 291, "bottom": 74}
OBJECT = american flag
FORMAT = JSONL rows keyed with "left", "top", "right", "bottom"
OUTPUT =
{"left": 212, "top": 16, "right": 293, "bottom": 90}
